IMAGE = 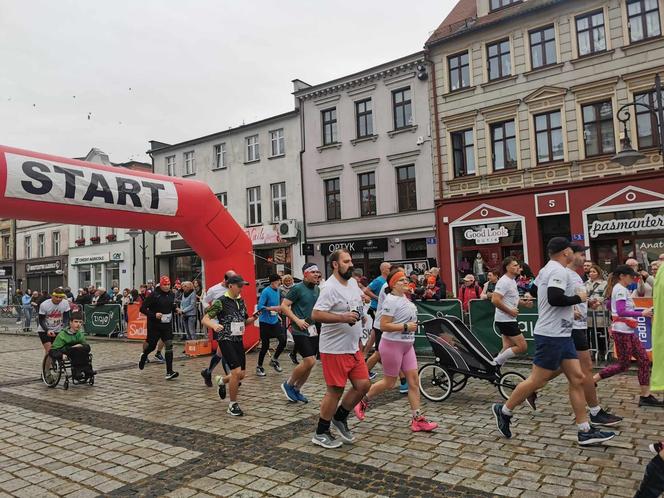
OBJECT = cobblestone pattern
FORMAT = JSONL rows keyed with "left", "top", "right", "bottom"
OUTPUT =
{"left": 0, "top": 335, "right": 662, "bottom": 497}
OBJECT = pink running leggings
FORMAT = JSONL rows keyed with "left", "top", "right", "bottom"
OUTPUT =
{"left": 378, "top": 339, "right": 418, "bottom": 377}
{"left": 599, "top": 332, "right": 651, "bottom": 386}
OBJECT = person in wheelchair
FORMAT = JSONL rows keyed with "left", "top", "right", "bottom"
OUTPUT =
{"left": 49, "top": 311, "right": 94, "bottom": 381}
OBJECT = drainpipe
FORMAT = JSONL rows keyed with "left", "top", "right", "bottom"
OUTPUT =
{"left": 297, "top": 99, "right": 308, "bottom": 266}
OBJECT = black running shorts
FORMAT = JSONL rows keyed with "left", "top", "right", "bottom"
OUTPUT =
{"left": 38, "top": 331, "right": 56, "bottom": 344}
{"left": 496, "top": 321, "right": 521, "bottom": 337}
{"left": 373, "top": 329, "right": 383, "bottom": 348}
{"left": 572, "top": 328, "right": 590, "bottom": 352}
{"left": 292, "top": 334, "right": 318, "bottom": 359}
{"left": 219, "top": 340, "right": 246, "bottom": 371}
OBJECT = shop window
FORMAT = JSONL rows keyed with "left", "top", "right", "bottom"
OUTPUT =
{"left": 535, "top": 110, "right": 564, "bottom": 164}
{"left": 576, "top": 10, "right": 606, "bottom": 57}
{"left": 404, "top": 239, "right": 427, "bottom": 259}
{"left": 627, "top": 0, "right": 661, "bottom": 44}
{"left": 635, "top": 90, "right": 663, "bottom": 148}
{"left": 529, "top": 25, "right": 556, "bottom": 69}
{"left": 451, "top": 129, "right": 475, "bottom": 177}
{"left": 582, "top": 101, "right": 615, "bottom": 157}
{"left": 358, "top": 172, "right": 376, "bottom": 217}
{"left": 325, "top": 178, "right": 341, "bottom": 221}
{"left": 490, "top": 120, "right": 517, "bottom": 170}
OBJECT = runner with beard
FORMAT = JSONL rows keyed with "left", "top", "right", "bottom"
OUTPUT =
{"left": 311, "top": 249, "right": 370, "bottom": 448}
{"left": 280, "top": 263, "right": 322, "bottom": 403}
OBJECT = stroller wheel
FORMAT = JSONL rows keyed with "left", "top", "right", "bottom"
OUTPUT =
{"left": 498, "top": 371, "right": 525, "bottom": 400}
{"left": 418, "top": 363, "right": 452, "bottom": 402}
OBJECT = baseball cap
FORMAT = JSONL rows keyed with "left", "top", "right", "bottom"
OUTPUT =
{"left": 570, "top": 243, "right": 590, "bottom": 253}
{"left": 463, "top": 274, "right": 475, "bottom": 281}
{"left": 302, "top": 262, "right": 320, "bottom": 273}
{"left": 547, "top": 237, "right": 573, "bottom": 255}
{"left": 268, "top": 274, "right": 282, "bottom": 283}
{"left": 613, "top": 264, "right": 639, "bottom": 277}
{"left": 159, "top": 275, "right": 171, "bottom": 286}
{"left": 227, "top": 275, "right": 250, "bottom": 286}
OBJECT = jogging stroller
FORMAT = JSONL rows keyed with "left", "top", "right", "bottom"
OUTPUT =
{"left": 418, "top": 316, "right": 524, "bottom": 402}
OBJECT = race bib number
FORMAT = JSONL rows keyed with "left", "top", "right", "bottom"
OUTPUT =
{"left": 230, "top": 322, "right": 245, "bottom": 336}
{"left": 308, "top": 324, "right": 318, "bottom": 337}
{"left": 160, "top": 313, "right": 172, "bottom": 323}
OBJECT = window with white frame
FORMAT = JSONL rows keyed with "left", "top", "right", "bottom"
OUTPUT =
{"left": 246, "top": 135, "right": 260, "bottom": 162}
{"left": 270, "top": 129, "right": 285, "bottom": 156}
{"left": 24, "top": 236, "right": 31, "bottom": 259}
{"left": 247, "top": 186, "right": 262, "bottom": 225}
{"left": 37, "top": 233, "right": 45, "bottom": 258}
{"left": 271, "top": 182, "right": 287, "bottom": 222}
{"left": 184, "top": 151, "right": 195, "bottom": 175}
{"left": 214, "top": 144, "right": 226, "bottom": 169}
{"left": 166, "top": 156, "right": 176, "bottom": 176}
{"left": 215, "top": 192, "right": 227, "bottom": 207}
{"left": 1, "top": 235, "right": 10, "bottom": 260}
{"left": 52, "top": 231, "right": 60, "bottom": 256}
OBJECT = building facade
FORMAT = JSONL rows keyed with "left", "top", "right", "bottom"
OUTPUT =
{"left": 295, "top": 52, "right": 437, "bottom": 279}
{"left": 149, "top": 110, "right": 305, "bottom": 283}
{"left": 15, "top": 220, "right": 69, "bottom": 292}
{"left": 426, "top": 0, "right": 664, "bottom": 291}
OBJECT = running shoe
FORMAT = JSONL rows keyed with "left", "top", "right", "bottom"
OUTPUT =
{"left": 577, "top": 428, "right": 615, "bottom": 446}
{"left": 369, "top": 371, "right": 377, "bottom": 381}
{"left": 215, "top": 376, "right": 227, "bottom": 400}
{"left": 270, "top": 359, "right": 283, "bottom": 373}
{"left": 201, "top": 369, "right": 212, "bottom": 387}
{"left": 281, "top": 381, "right": 298, "bottom": 402}
{"left": 354, "top": 398, "right": 368, "bottom": 421}
{"left": 589, "top": 409, "right": 623, "bottom": 427}
{"left": 526, "top": 392, "right": 537, "bottom": 411}
{"left": 492, "top": 403, "right": 512, "bottom": 439}
{"left": 411, "top": 415, "right": 438, "bottom": 432}
{"left": 399, "top": 379, "right": 408, "bottom": 394}
{"left": 639, "top": 395, "right": 664, "bottom": 407}
{"left": 154, "top": 351, "right": 165, "bottom": 363}
{"left": 311, "top": 431, "right": 342, "bottom": 449}
{"left": 293, "top": 388, "right": 308, "bottom": 404}
{"left": 138, "top": 353, "right": 147, "bottom": 370}
{"left": 227, "top": 403, "right": 244, "bottom": 416}
{"left": 289, "top": 352, "right": 299, "bottom": 365}
{"left": 165, "top": 371, "right": 179, "bottom": 381}
{"left": 649, "top": 441, "right": 663, "bottom": 455}
{"left": 256, "top": 366, "right": 266, "bottom": 377}
{"left": 331, "top": 418, "right": 355, "bottom": 443}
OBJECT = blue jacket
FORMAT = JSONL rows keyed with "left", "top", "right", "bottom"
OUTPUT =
{"left": 180, "top": 290, "right": 197, "bottom": 317}
{"left": 22, "top": 295, "right": 32, "bottom": 306}
{"left": 258, "top": 286, "right": 281, "bottom": 325}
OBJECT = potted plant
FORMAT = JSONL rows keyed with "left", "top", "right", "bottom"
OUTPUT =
{"left": 105, "top": 233, "right": 117, "bottom": 242}
{"left": 90, "top": 236, "right": 101, "bottom": 244}
{"left": 75, "top": 238, "right": 85, "bottom": 246}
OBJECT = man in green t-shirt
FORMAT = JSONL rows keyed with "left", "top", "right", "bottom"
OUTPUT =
{"left": 280, "top": 263, "right": 321, "bottom": 403}
{"left": 50, "top": 311, "right": 94, "bottom": 381}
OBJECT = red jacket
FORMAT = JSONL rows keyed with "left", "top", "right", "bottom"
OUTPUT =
{"left": 458, "top": 284, "right": 481, "bottom": 312}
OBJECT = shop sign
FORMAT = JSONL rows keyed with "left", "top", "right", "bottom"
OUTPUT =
{"left": 243, "top": 226, "right": 283, "bottom": 245}
{"left": 588, "top": 213, "right": 664, "bottom": 238}
{"left": 463, "top": 226, "right": 509, "bottom": 245}
{"left": 320, "top": 238, "right": 388, "bottom": 256}
{"left": 535, "top": 191, "right": 569, "bottom": 217}
{"left": 26, "top": 260, "right": 61, "bottom": 273}
{"left": 71, "top": 252, "right": 125, "bottom": 266}
{"left": 638, "top": 240, "right": 664, "bottom": 251}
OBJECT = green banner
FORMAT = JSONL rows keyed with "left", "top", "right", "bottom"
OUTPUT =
{"left": 83, "top": 304, "right": 120, "bottom": 336}
{"left": 413, "top": 300, "right": 463, "bottom": 351}
{"left": 468, "top": 299, "right": 538, "bottom": 355}
{"left": 652, "top": 270, "right": 664, "bottom": 391}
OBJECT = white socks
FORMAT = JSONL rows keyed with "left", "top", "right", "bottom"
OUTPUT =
{"left": 589, "top": 406, "right": 602, "bottom": 416}
{"left": 502, "top": 405, "right": 513, "bottom": 416}
{"left": 494, "top": 348, "right": 516, "bottom": 366}
{"left": 578, "top": 421, "right": 591, "bottom": 432}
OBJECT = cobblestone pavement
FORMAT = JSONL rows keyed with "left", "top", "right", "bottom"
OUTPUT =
{"left": 0, "top": 334, "right": 662, "bottom": 497}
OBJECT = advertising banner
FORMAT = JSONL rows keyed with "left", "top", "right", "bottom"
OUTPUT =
{"left": 83, "top": 304, "right": 120, "bottom": 336}
{"left": 126, "top": 303, "right": 147, "bottom": 340}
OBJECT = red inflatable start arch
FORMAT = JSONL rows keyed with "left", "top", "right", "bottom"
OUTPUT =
{"left": 0, "top": 145, "right": 258, "bottom": 348}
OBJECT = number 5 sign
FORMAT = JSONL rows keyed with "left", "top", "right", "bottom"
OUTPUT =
{"left": 535, "top": 191, "right": 569, "bottom": 217}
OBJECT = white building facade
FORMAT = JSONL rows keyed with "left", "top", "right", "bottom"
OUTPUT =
{"left": 150, "top": 110, "right": 305, "bottom": 284}
{"left": 295, "top": 52, "right": 437, "bottom": 278}
{"left": 15, "top": 221, "right": 69, "bottom": 292}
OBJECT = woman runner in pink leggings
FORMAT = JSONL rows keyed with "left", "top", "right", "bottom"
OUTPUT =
{"left": 354, "top": 269, "right": 437, "bottom": 432}
{"left": 594, "top": 265, "right": 663, "bottom": 407}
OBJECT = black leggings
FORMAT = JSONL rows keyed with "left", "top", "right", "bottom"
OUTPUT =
{"left": 143, "top": 325, "right": 174, "bottom": 373}
{"left": 635, "top": 454, "right": 664, "bottom": 498}
{"left": 51, "top": 344, "right": 92, "bottom": 375}
{"left": 258, "top": 322, "right": 286, "bottom": 366}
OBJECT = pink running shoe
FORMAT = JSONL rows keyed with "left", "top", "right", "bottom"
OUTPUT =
{"left": 411, "top": 415, "right": 438, "bottom": 432}
{"left": 354, "top": 398, "right": 368, "bottom": 421}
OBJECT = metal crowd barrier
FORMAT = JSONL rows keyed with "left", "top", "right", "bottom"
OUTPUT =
{"left": 587, "top": 308, "right": 613, "bottom": 364}
{"left": 171, "top": 301, "right": 206, "bottom": 340}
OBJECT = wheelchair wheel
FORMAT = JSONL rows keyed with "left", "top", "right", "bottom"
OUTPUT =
{"left": 451, "top": 374, "right": 468, "bottom": 393}
{"left": 498, "top": 371, "right": 525, "bottom": 400}
{"left": 41, "top": 355, "right": 61, "bottom": 388}
{"left": 418, "top": 363, "right": 452, "bottom": 402}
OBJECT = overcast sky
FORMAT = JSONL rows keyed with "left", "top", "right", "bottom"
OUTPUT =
{"left": 1, "top": 1, "right": 455, "bottom": 163}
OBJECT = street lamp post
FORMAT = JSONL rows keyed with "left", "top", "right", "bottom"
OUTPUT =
{"left": 127, "top": 229, "right": 148, "bottom": 287}
{"left": 611, "top": 74, "right": 664, "bottom": 167}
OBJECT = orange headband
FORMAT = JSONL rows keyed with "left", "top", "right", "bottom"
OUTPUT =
{"left": 389, "top": 271, "right": 406, "bottom": 289}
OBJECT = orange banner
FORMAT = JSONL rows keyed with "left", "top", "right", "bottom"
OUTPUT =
{"left": 126, "top": 303, "right": 147, "bottom": 340}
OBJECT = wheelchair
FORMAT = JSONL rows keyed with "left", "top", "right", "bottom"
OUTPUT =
{"left": 41, "top": 349, "right": 95, "bottom": 390}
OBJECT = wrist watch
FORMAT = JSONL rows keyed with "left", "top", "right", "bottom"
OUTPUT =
{"left": 403, "top": 323, "right": 408, "bottom": 332}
